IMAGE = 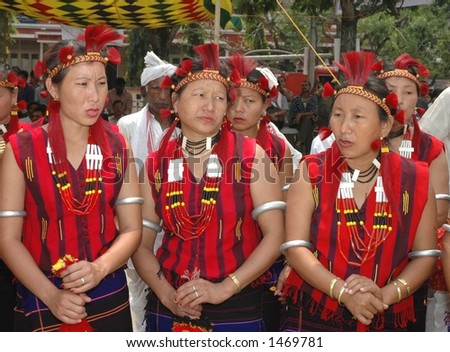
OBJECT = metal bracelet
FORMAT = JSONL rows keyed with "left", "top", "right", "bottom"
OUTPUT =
{"left": 0, "top": 210, "right": 27, "bottom": 218}
{"left": 115, "top": 197, "right": 144, "bottom": 207}
{"left": 142, "top": 219, "right": 162, "bottom": 233}
{"left": 442, "top": 223, "right": 450, "bottom": 232}
{"left": 408, "top": 249, "right": 441, "bottom": 259}
{"left": 280, "top": 240, "right": 313, "bottom": 255}
{"left": 435, "top": 194, "right": 450, "bottom": 201}
{"left": 251, "top": 201, "right": 286, "bottom": 220}
{"left": 281, "top": 184, "right": 290, "bottom": 192}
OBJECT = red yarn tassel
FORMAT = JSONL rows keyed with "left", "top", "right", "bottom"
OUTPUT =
{"left": 159, "top": 109, "right": 173, "bottom": 120}
{"left": 58, "top": 46, "right": 75, "bottom": 64}
{"left": 385, "top": 92, "right": 398, "bottom": 110}
{"left": 318, "top": 127, "right": 333, "bottom": 141}
{"left": 34, "top": 61, "right": 47, "bottom": 79}
{"left": 322, "top": 82, "right": 335, "bottom": 97}
{"left": 370, "top": 138, "right": 382, "bottom": 151}
{"left": 160, "top": 75, "right": 173, "bottom": 89}
{"left": 394, "top": 110, "right": 406, "bottom": 125}
{"left": 107, "top": 47, "right": 121, "bottom": 65}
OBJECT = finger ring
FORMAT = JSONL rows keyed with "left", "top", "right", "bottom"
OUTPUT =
{"left": 192, "top": 285, "right": 196, "bottom": 292}
{"left": 195, "top": 291, "right": 199, "bottom": 298}
{"left": 81, "top": 277, "right": 85, "bottom": 285}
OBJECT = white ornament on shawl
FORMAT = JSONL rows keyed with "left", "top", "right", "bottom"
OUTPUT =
{"left": 206, "top": 154, "right": 222, "bottom": 178}
{"left": 168, "top": 158, "right": 184, "bottom": 182}
{"left": 338, "top": 159, "right": 384, "bottom": 202}
{"left": 46, "top": 141, "right": 103, "bottom": 170}
{"left": 399, "top": 139, "right": 414, "bottom": 159}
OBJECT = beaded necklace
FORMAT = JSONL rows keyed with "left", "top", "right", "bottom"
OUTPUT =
{"left": 47, "top": 136, "right": 103, "bottom": 215}
{"left": 181, "top": 133, "right": 221, "bottom": 156}
{"left": 336, "top": 159, "right": 393, "bottom": 267}
{"left": 164, "top": 134, "right": 222, "bottom": 239}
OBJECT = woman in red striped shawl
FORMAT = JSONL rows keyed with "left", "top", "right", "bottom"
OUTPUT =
{"left": 281, "top": 51, "right": 437, "bottom": 332}
{"left": 377, "top": 54, "right": 449, "bottom": 331}
{"left": 0, "top": 65, "right": 27, "bottom": 331}
{"left": 132, "top": 43, "right": 285, "bottom": 332}
{"left": 226, "top": 55, "right": 293, "bottom": 189}
{"left": 226, "top": 55, "right": 293, "bottom": 331}
{"left": 0, "top": 24, "right": 142, "bottom": 331}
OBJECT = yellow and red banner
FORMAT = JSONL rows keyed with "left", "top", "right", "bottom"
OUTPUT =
{"left": 0, "top": 0, "right": 232, "bottom": 28}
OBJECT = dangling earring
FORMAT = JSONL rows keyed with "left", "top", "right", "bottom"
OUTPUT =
{"left": 380, "top": 136, "right": 389, "bottom": 153}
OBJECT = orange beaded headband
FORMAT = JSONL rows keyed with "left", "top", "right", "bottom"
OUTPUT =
{"left": 0, "top": 72, "right": 20, "bottom": 89}
{"left": 377, "top": 69, "right": 421, "bottom": 87}
{"left": 238, "top": 79, "right": 269, "bottom": 97}
{"left": 174, "top": 70, "right": 228, "bottom": 93}
{"left": 335, "top": 85, "right": 392, "bottom": 117}
{"left": 47, "top": 53, "right": 109, "bottom": 79}
{"left": 0, "top": 80, "right": 16, "bottom": 89}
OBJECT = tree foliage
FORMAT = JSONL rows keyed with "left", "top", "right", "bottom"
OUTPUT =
{"left": 359, "top": 3, "right": 450, "bottom": 79}
{"left": 0, "top": 11, "right": 17, "bottom": 63}
{"left": 126, "top": 27, "right": 179, "bottom": 86}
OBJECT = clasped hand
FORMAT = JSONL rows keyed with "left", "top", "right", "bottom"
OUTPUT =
{"left": 342, "top": 274, "right": 389, "bottom": 326}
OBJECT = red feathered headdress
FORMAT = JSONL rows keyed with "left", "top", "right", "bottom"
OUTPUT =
{"left": 376, "top": 53, "right": 430, "bottom": 95}
{"left": 162, "top": 43, "right": 228, "bottom": 93}
{"left": 34, "top": 24, "right": 124, "bottom": 80}
{"left": 330, "top": 51, "right": 396, "bottom": 119}
{"left": 0, "top": 72, "right": 21, "bottom": 89}
{"left": 227, "top": 55, "right": 278, "bottom": 99}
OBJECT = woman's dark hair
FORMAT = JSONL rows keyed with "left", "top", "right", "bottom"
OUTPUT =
{"left": 362, "top": 77, "right": 392, "bottom": 122}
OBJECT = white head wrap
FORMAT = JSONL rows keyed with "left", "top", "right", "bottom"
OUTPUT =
{"left": 140, "top": 51, "right": 176, "bottom": 87}
{"left": 255, "top": 67, "right": 279, "bottom": 90}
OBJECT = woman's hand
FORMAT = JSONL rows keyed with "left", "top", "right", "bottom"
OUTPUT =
{"left": 160, "top": 288, "right": 203, "bottom": 319}
{"left": 175, "top": 278, "right": 233, "bottom": 310}
{"left": 46, "top": 288, "right": 91, "bottom": 324}
{"left": 344, "top": 274, "right": 384, "bottom": 300}
{"left": 59, "top": 260, "right": 105, "bottom": 293}
{"left": 274, "top": 264, "right": 291, "bottom": 304}
{"left": 342, "top": 290, "right": 387, "bottom": 326}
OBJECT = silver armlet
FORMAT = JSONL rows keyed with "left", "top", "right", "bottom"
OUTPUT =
{"left": 280, "top": 240, "right": 313, "bottom": 255}
{"left": 0, "top": 210, "right": 27, "bottom": 218}
{"left": 408, "top": 249, "right": 441, "bottom": 259}
{"left": 281, "top": 184, "right": 290, "bottom": 192}
{"left": 143, "top": 219, "right": 162, "bottom": 233}
{"left": 442, "top": 223, "right": 450, "bottom": 232}
{"left": 251, "top": 201, "right": 286, "bottom": 220}
{"left": 435, "top": 194, "right": 450, "bottom": 201}
{"left": 115, "top": 197, "right": 144, "bottom": 207}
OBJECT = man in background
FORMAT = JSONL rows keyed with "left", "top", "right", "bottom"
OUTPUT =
{"left": 104, "top": 77, "right": 133, "bottom": 117}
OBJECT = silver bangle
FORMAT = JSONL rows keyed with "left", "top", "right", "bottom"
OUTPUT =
{"left": 408, "top": 249, "right": 441, "bottom": 259}
{"left": 251, "top": 201, "right": 286, "bottom": 220}
{"left": 280, "top": 240, "right": 313, "bottom": 255}
{"left": 0, "top": 210, "right": 27, "bottom": 218}
{"left": 281, "top": 184, "right": 290, "bottom": 192}
{"left": 435, "top": 194, "right": 450, "bottom": 201}
{"left": 442, "top": 223, "right": 450, "bottom": 232}
{"left": 115, "top": 197, "right": 144, "bottom": 207}
{"left": 142, "top": 219, "right": 162, "bottom": 233}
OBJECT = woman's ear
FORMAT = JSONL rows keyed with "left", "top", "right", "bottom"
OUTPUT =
{"left": 45, "top": 77, "right": 58, "bottom": 99}
{"left": 381, "top": 116, "right": 394, "bottom": 138}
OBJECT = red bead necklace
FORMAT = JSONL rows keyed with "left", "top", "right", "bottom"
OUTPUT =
{"left": 336, "top": 166, "right": 393, "bottom": 267}
{"left": 47, "top": 136, "right": 103, "bottom": 215}
{"left": 164, "top": 136, "right": 222, "bottom": 240}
